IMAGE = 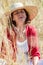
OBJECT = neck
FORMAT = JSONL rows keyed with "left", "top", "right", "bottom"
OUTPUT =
{"left": 17, "top": 24, "right": 25, "bottom": 31}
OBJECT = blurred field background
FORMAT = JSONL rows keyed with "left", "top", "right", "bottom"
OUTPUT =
{"left": 0, "top": 0, "right": 43, "bottom": 60}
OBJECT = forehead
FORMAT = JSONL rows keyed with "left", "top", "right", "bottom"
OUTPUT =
{"left": 13, "top": 9, "right": 24, "bottom": 13}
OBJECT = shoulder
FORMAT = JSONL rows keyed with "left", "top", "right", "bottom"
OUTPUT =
{"left": 26, "top": 25, "right": 37, "bottom": 31}
{"left": 26, "top": 25, "right": 38, "bottom": 36}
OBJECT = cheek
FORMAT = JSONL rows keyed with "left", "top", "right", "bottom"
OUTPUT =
{"left": 25, "top": 15, "right": 27, "bottom": 20}
{"left": 24, "top": 13, "right": 27, "bottom": 20}
{"left": 13, "top": 15, "right": 17, "bottom": 21}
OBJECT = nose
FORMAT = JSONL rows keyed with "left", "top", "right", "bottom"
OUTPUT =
{"left": 17, "top": 12, "right": 23, "bottom": 16}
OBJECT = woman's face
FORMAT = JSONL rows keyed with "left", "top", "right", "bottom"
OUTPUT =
{"left": 12, "top": 9, "right": 27, "bottom": 25}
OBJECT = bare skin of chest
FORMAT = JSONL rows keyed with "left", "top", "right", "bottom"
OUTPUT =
{"left": 16, "top": 33, "right": 26, "bottom": 42}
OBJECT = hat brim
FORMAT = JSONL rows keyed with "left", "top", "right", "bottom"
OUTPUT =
{"left": 5, "top": 6, "right": 38, "bottom": 21}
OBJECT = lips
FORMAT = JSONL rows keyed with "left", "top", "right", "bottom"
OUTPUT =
{"left": 19, "top": 16, "right": 24, "bottom": 19}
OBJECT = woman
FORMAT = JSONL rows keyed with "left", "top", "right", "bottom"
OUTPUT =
{"left": 0, "top": 2, "right": 40, "bottom": 65}
{"left": 8, "top": 2, "right": 40, "bottom": 65}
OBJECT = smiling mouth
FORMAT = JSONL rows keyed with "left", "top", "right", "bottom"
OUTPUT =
{"left": 19, "top": 17, "right": 24, "bottom": 19}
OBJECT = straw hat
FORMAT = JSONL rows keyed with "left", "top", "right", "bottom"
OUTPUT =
{"left": 9, "top": 2, "right": 38, "bottom": 21}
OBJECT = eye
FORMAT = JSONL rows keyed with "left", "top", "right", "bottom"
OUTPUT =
{"left": 13, "top": 9, "right": 25, "bottom": 15}
{"left": 14, "top": 11, "right": 18, "bottom": 15}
